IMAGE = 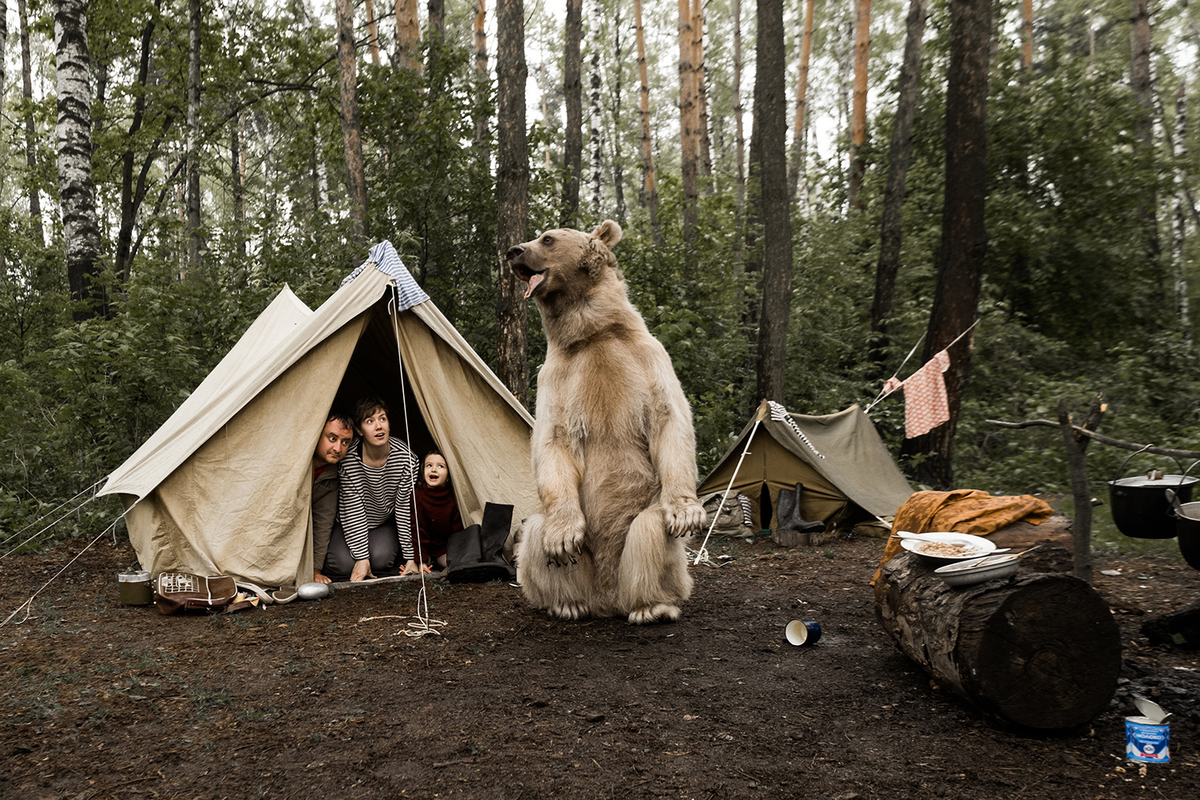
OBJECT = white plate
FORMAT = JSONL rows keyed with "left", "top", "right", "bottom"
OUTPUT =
{"left": 899, "top": 532, "right": 996, "bottom": 562}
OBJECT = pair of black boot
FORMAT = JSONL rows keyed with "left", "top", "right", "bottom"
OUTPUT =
{"left": 775, "top": 483, "right": 824, "bottom": 535}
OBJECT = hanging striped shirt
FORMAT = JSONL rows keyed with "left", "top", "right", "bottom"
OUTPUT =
{"left": 336, "top": 437, "right": 420, "bottom": 562}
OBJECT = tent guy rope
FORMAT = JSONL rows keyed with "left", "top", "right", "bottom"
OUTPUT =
{"left": 692, "top": 402, "right": 767, "bottom": 566}
{"left": 0, "top": 479, "right": 104, "bottom": 557}
{"left": 2, "top": 516, "right": 120, "bottom": 627}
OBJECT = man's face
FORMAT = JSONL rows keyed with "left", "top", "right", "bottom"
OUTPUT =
{"left": 314, "top": 419, "right": 354, "bottom": 466}
{"left": 358, "top": 407, "right": 390, "bottom": 448}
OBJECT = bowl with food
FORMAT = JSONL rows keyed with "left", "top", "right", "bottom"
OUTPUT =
{"left": 897, "top": 532, "right": 996, "bottom": 565}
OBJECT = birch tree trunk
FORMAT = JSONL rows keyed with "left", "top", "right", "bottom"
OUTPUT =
{"left": 0, "top": 2, "right": 7, "bottom": 129}
{"left": 693, "top": 0, "right": 713, "bottom": 188}
{"left": 232, "top": 114, "right": 246, "bottom": 260}
{"left": 496, "top": 0, "right": 530, "bottom": 406}
{"left": 20, "top": 0, "right": 43, "bottom": 241}
{"left": 589, "top": 0, "right": 603, "bottom": 215}
{"left": 1172, "top": 81, "right": 1192, "bottom": 348}
{"left": 734, "top": 0, "right": 745, "bottom": 257}
{"left": 186, "top": 0, "right": 203, "bottom": 272}
{"left": 788, "top": 0, "right": 815, "bottom": 206}
{"left": 678, "top": 0, "right": 698, "bottom": 240}
{"left": 754, "top": 0, "right": 794, "bottom": 404}
{"left": 395, "top": 0, "right": 421, "bottom": 72}
{"left": 634, "top": 0, "right": 662, "bottom": 247}
{"left": 610, "top": 4, "right": 626, "bottom": 224}
{"left": 54, "top": 0, "right": 106, "bottom": 319}
{"left": 562, "top": 0, "right": 583, "bottom": 225}
{"left": 1131, "top": 0, "right": 1161, "bottom": 284}
{"left": 899, "top": 0, "right": 992, "bottom": 488}
{"left": 870, "top": 0, "right": 927, "bottom": 362}
{"left": 848, "top": 0, "right": 871, "bottom": 209}
{"left": 336, "top": 0, "right": 370, "bottom": 246}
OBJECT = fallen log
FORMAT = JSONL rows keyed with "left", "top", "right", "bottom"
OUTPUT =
{"left": 1141, "top": 598, "right": 1200, "bottom": 650}
{"left": 875, "top": 551, "right": 1121, "bottom": 729}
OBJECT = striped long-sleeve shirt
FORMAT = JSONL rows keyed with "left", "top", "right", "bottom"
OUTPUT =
{"left": 336, "top": 437, "right": 419, "bottom": 562}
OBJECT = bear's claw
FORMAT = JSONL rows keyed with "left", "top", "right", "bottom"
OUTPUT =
{"left": 628, "top": 604, "right": 682, "bottom": 624}
{"left": 664, "top": 498, "right": 706, "bottom": 538}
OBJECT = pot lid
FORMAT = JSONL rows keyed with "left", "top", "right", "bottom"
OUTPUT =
{"left": 1110, "top": 474, "right": 1200, "bottom": 488}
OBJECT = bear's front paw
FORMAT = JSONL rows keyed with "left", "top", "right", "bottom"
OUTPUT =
{"left": 664, "top": 498, "right": 706, "bottom": 538}
{"left": 544, "top": 511, "right": 586, "bottom": 566}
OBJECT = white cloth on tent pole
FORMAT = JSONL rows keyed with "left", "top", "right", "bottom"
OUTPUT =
{"left": 768, "top": 401, "right": 825, "bottom": 459}
{"left": 692, "top": 418, "right": 762, "bottom": 565}
{"left": 341, "top": 240, "right": 430, "bottom": 312}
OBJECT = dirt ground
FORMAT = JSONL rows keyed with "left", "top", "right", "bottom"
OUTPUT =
{"left": 2, "top": 531, "right": 1198, "bottom": 800}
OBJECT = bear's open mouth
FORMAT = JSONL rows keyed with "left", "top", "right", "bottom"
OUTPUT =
{"left": 518, "top": 268, "right": 545, "bottom": 299}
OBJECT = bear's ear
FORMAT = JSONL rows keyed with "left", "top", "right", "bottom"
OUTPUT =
{"left": 592, "top": 220, "right": 623, "bottom": 249}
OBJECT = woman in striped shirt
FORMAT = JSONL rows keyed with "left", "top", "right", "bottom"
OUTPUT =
{"left": 321, "top": 397, "right": 421, "bottom": 581}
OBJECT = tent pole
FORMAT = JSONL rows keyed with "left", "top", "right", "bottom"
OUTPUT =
{"left": 693, "top": 414, "right": 764, "bottom": 565}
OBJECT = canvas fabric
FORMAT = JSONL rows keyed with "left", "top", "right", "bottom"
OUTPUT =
{"left": 101, "top": 245, "right": 538, "bottom": 589}
{"left": 697, "top": 401, "right": 913, "bottom": 531}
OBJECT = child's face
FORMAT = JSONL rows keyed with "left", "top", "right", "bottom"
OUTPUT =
{"left": 423, "top": 454, "right": 449, "bottom": 487}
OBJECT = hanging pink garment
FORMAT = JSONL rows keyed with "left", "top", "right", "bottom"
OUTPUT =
{"left": 900, "top": 350, "right": 951, "bottom": 438}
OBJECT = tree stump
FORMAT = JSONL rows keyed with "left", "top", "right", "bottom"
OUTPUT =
{"left": 874, "top": 551, "right": 1121, "bottom": 729}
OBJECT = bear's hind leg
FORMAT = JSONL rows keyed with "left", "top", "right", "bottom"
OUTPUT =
{"left": 516, "top": 514, "right": 595, "bottom": 620}
{"left": 617, "top": 505, "right": 694, "bottom": 624}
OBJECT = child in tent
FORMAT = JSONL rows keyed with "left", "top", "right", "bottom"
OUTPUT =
{"left": 323, "top": 397, "right": 421, "bottom": 581}
{"left": 413, "top": 449, "right": 464, "bottom": 572}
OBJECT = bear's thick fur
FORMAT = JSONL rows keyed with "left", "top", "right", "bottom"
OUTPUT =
{"left": 507, "top": 221, "right": 706, "bottom": 624}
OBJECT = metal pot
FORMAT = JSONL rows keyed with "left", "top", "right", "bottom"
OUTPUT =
{"left": 1108, "top": 454, "right": 1200, "bottom": 540}
{"left": 1166, "top": 490, "right": 1200, "bottom": 571}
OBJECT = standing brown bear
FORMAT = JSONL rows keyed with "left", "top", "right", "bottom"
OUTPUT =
{"left": 507, "top": 220, "right": 706, "bottom": 624}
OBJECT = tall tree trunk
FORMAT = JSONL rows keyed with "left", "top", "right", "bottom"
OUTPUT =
{"left": 562, "top": 0, "right": 583, "bottom": 225}
{"left": 589, "top": 0, "right": 603, "bottom": 215}
{"left": 1172, "top": 81, "right": 1192, "bottom": 348}
{"left": 1131, "top": 0, "right": 1161, "bottom": 286}
{"left": 186, "top": 0, "right": 203, "bottom": 272}
{"left": 0, "top": 2, "right": 7, "bottom": 130}
{"left": 19, "top": 0, "right": 43, "bottom": 241}
{"left": 634, "top": 0, "right": 662, "bottom": 247}
{"left": 610, "top": 3, "right": 626, "bottom": 224}
{"left": 678, "top": 0, "right": 698, "bottom": 240}
{"left": 899, "top": 0, "right": 992, "bottom": 488}
{"left": 54, "top": 0, "right": 106, "bottom": 319}
{"left": 473, "top": 0, "right": 489, "bottom": 153}
{"left": 734, "top": 0, "right": 745, "bottom": 260}
{"left": 870, "top": 0, "right": 927, "bottom": 363}
{"left": 336, "top": 0, "right": 370, "bottom": 246}
{"left": 395, "top": 0, "right": 421, "bottom": 72}
{"left": 693, "top": 0, "right": 713, "bottom": 189}
{"left": 365, "top": 0, "right": 381, "bottom": 65}
{"left": 848, "top": 0, "right": 871, "bottom": 209}
{"left": 754, "top": 0, "right": 794, "bottom": 404}
{"left": 789, "top": 0, "right": 815, "bottom": 205}
{"left": 427, "top": 0, "right": 445, "bottom": 87}
{"left": 496, "top": 0, "right": 529, "bottom": 406}
{"left": 232, "top": 113, "right": 246, "bottom": 261}
{"left": 1021, "top": 0, "right": 1033, "bottom": 69}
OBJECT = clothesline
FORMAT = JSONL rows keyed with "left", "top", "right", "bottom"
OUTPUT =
{"left": 864, "top": 320, "right": 980, "bottom": 414}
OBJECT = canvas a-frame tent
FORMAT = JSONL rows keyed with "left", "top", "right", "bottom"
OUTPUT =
{"left": 99, "top": 242, "right": 539, "bottom": 589}
{"left": 697, "top": 400, "right": 913, "bottom": 532}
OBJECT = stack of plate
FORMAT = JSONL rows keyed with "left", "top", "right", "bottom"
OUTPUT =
{"left": 934, "top": 553, "right": 1021, "bottom": 587}
{"left": 898, "top": 532, "right": 996, "bottom": 565}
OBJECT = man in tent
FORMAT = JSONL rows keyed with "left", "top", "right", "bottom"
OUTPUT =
{"left": 311, "top": 411, "right": 355, "bottom": 585}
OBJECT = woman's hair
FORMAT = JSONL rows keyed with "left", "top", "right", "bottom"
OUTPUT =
{"left": 353, "top": 396, "right": 388, "bottom": 426}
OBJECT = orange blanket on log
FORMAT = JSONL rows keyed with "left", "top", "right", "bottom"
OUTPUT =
{"left": 871, "top": 489, "right": 1054, "bottom": 585}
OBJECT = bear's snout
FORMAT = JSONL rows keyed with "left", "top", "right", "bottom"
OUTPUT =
{"left": 506, "top": 245, "right": 525, "bottom": 263}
